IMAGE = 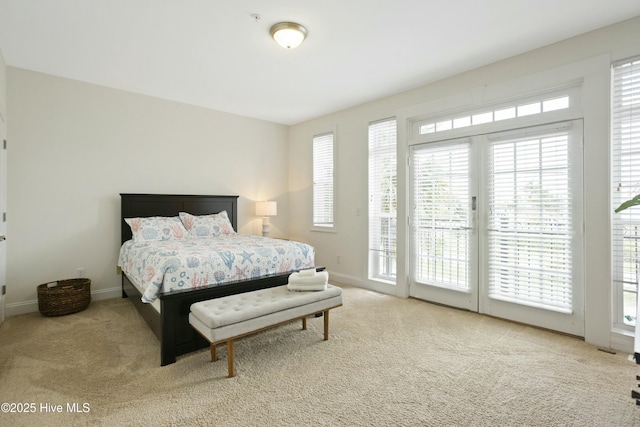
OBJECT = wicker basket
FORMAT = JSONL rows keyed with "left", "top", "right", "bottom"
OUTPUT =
{"left": 37, "top": 278, "right": 91, "bottom": 316}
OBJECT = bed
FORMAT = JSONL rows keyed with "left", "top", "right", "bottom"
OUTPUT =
{"left": 119, "top": 193, "right": 317, "bottom": 366}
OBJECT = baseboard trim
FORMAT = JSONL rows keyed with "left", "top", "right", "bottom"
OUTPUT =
{"left": 6, "top": 300, "right": 37, "bottom": 317}
{"left": 328, "top": 271, "right": 406, "bottom": 298}
{"left": 610, "top": 330, "right": 634, "bottom": 355}
{"left": 6, "top": 286, "right": 122, "bottom": 317}
{"left": 327, "top": 271, "right": 364, "bottom": 287}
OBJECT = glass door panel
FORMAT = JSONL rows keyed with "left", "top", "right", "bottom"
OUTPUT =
{"left": 480, "top": 121, "right": 584, "bottom": 336}
{"left": 410, "top": 139, "right": 478, "bottom": 311}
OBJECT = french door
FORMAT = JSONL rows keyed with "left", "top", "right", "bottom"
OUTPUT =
{"left": 410, "top": 120, "right": 584, "bottom": 336}
{"left": 411, "top": 138, "right": 479, "bottom": 310}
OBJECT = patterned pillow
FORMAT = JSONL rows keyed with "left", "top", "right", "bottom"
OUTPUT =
{"left": 179, "top": 211, "right": 236, "bottom": 237}
{"left": 125, "top": 216, "right": 188, "bottom": 242}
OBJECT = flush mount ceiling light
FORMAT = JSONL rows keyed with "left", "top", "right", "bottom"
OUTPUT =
{"left": 270, "top": 22, "right": 307, "bottom": 49}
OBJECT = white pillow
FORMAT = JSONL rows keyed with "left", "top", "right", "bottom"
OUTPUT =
{"left": 179, "top": 211, "right": 235, "bottom": 237}
{"left": 125, "top": 216, "right": 188, "bottom": 241}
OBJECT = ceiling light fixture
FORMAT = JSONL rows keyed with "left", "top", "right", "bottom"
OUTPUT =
{"left": 270, "top": 22, "right": 307, "bottom": 49}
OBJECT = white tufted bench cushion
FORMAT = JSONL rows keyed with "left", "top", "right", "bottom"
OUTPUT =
{"left": 189, "top": 284, "right": 343, "bottom": 377}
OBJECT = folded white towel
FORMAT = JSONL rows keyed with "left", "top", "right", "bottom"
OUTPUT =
{"left": 298, "top": 268, "right": 316, "bottom": 277}
{"left": 286, "top": 270, "right": 328, "bottom": 292}
{"left": 288, "top": 270, "right": 329, "bottom": 286}
{"left": 287, "top": 282, "right": 327, "bottom": 292}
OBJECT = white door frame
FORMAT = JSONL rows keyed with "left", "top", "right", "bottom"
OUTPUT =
{"left": 0, "top": 113, "right": 6, "bottom": 325}
{"left": 408, "top": 120, "right": 584, "bottom": 336}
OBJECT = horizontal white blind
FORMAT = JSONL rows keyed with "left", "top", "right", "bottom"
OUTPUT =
{"left": 313, "top": 133, "right": 334, "bottom": 228}
{"left": 369, "top": 118, "right": 397, "bottom": 281}
{"left": 487, "top": 126, "right": 573, "bottom": 312}
{"left": 412, "top": 141, "right": 471, "bottom": 290}
{"left": 611, "top": 56, "right": 640, "bottom": 328}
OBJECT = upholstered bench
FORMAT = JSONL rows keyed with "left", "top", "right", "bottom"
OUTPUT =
{"left": 189, "top": 284, "right": 343, "bottom": 377}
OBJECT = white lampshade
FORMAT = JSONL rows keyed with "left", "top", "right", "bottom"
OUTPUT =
{"left": 255, "top": 201, "right": 277, "bottom": 217}
{"left": 270, "top": 22, "right": 307, "bottom": 49}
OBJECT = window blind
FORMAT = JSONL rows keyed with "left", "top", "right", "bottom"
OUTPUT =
{"left": 368, "top": 118, "right": 397, "bottom": 281}
{"left": 412, "top": 140, "right": 471, "bottom": 290}
{"left": 313, "top": 132, "right": 334, "bottom": 228}
{"left": 611, "top": 56, "right": 640, "bottom": 328}
{"left": 487, "top": 125, "right": 574, "bottom": 312}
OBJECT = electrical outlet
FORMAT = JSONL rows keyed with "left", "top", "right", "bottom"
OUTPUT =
{"left": 336, "top": 255, "right": 341, "bottom": 264}
{"left": 77, "top": 268, "right": 85, "bottom": 278}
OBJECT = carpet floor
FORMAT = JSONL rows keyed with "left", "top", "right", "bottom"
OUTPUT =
{"left": 0, "top": 284, "right": 639, "bottom": 426}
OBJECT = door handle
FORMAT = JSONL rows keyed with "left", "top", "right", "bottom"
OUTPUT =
{"left": 0, "top": 236, "right": 6, "bottom": 241}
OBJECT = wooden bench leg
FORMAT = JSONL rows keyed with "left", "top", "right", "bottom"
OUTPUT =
{"left": 227, "top": 339, "right": 235, "bottom": 378}
{"left": 195, "top": 305, "right": 340, "bottom": 378}
{"left": 324, "top": 309, "right": 329, "bottom": 340}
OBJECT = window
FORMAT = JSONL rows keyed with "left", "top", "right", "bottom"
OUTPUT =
{"left": 611, "top": 56, "right": 640, "bottom": 331}
{"left": 368, "top": 118, "right": 397, "bottom": 281}
{"left": 313, "top": 132, "right": 335, "bottom": 229}
{"left": 418, "top": 93, "right": 571, "bottom": 136}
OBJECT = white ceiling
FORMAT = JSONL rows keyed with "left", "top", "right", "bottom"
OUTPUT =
{"left": 1, "top": 1, "right": 639, "bottom": 125}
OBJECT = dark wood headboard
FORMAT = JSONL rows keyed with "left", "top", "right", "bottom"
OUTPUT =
{"left": 120, "top": 194, "right": 239, "bottom": 244}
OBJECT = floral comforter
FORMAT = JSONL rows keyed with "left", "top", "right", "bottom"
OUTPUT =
{"left": 118, "top": 235, "right": 315, "bottom": 303}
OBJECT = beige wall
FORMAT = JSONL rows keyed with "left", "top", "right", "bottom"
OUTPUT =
{"left": 6, "top": 69, "right": 289, "bottom": 312}
{"left": 288, "top": 16, "right": 640, "bottom": 350}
